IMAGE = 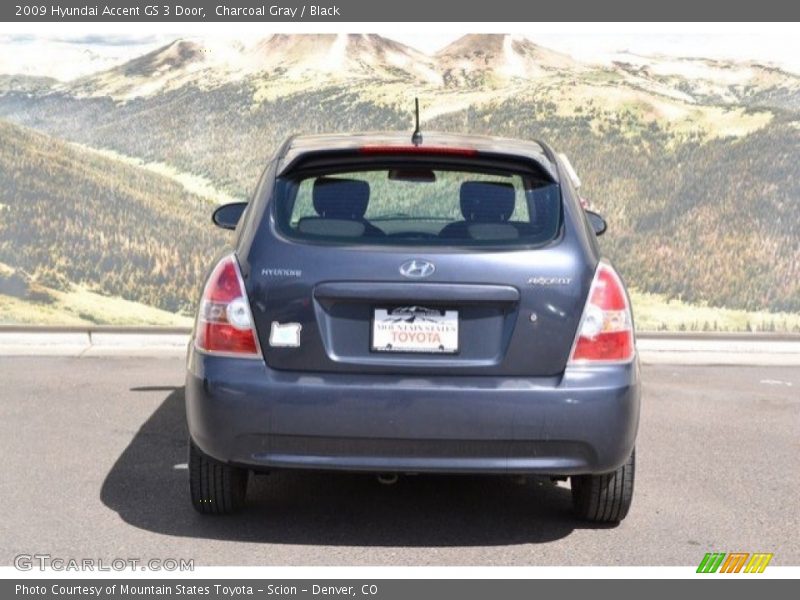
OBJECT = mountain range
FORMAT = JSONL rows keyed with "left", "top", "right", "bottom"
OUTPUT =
{"left": 44, "top": 33, "right": 798, "bottom": 110}
{"left": 0, "top": 33, "right": 798, "bottom": 324}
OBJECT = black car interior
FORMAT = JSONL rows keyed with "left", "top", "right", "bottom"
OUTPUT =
{"left": 297, "top": 177, "right": 385, "bottom": 237}
{"left": 438, "top": 181, "right": 519, "bottom": 240}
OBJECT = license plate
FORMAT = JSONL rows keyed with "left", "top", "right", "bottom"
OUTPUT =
{"left": 372, "top": 306, "right": 459, "bottom": 354}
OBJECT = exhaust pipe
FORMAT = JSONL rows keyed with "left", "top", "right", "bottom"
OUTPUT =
{"left": 376, "top": 473, "right": 399, "bottom": 485}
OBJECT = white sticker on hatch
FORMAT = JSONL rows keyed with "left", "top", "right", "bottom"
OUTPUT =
{"left": 269, "top": 322, "right": 302, "bottom": 347}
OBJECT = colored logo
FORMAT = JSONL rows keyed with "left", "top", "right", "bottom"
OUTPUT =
{"left": 697, "top": 552, "right": 773, "bottom": 573}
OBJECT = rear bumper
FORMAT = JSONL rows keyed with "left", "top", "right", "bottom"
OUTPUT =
{"left": 186, "top": 348, "right": 640, "bottom": 475}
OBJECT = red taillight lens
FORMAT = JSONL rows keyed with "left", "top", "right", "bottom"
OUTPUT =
{"left": 195, "top": 255, "right": 259, "bottom": 356}
{"left": 568, "top": 262, "right": 634, "bottom": 364}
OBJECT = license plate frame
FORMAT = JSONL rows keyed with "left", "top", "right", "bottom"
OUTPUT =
{"left": 371, "top": 306, "right": 459, "bottom": 354}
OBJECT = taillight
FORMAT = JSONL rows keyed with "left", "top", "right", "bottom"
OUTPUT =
{"left": 568, "top": 261, "right": 634, "bottom": 364}
{"left": 195, "top": 255, "right": 259, "bottom": 357}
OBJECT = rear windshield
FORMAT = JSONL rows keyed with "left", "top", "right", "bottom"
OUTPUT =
{"left": 273, "top": 162, "right": 561, "bottom": 246}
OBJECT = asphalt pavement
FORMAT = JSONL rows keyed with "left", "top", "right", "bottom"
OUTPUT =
{"left": 0, "top": 357, "right": 797, "bottom": 566}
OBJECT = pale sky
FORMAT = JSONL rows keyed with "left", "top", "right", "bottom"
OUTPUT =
{"left": 2, "top": 23, "right": 800, "bottom": 79}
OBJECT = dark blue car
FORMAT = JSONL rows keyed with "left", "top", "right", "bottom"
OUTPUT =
{"left": 186, "top": 132, "right": 640, "bottom": 522}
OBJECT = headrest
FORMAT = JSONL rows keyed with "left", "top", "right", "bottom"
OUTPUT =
{"left": 460, "top": 181, "right": 516, "bottom": 222}
{"left": 313, "top": 177, "right": 370, "bottom": 220}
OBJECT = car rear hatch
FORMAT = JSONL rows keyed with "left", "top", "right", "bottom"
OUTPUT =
{"left": 244, "top": 145, "right": 594, "bottom": 377}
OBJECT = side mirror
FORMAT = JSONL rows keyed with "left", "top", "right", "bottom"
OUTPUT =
{"left": 212, "top": 202, "right": 247, "bottom": 230}
{"left": 586, "top": 210, "right": 607, "bottom": 236}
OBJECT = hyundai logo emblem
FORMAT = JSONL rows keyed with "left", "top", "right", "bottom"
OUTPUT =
{"left": 399, "top": 259, "right": 435, "bottom": 279}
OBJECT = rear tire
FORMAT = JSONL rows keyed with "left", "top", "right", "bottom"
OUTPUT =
{"left": 571, "top": 448, "right": 635, "bottom": 523}
{"left": 189, "top": 439, "right": 248, "bottom": 515}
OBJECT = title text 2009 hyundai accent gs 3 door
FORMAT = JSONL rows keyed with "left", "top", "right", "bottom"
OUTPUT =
{"left": 186, "top": 132, "right": 640, "bottom": 522}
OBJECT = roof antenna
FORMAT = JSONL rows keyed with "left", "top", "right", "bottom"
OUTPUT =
{"left": 411, "top": 97, "right": 423, "bottom": 146}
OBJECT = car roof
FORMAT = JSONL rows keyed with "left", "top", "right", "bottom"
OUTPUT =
{"left": 277, "top": 131, "right": 557, "bottom": 179}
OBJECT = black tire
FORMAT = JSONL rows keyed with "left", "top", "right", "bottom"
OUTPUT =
{"left": 189, "top": 439, "right": 248, "bottom": 515}
{"left": 571, "top": 448, "right": 635, "bottom": 523}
